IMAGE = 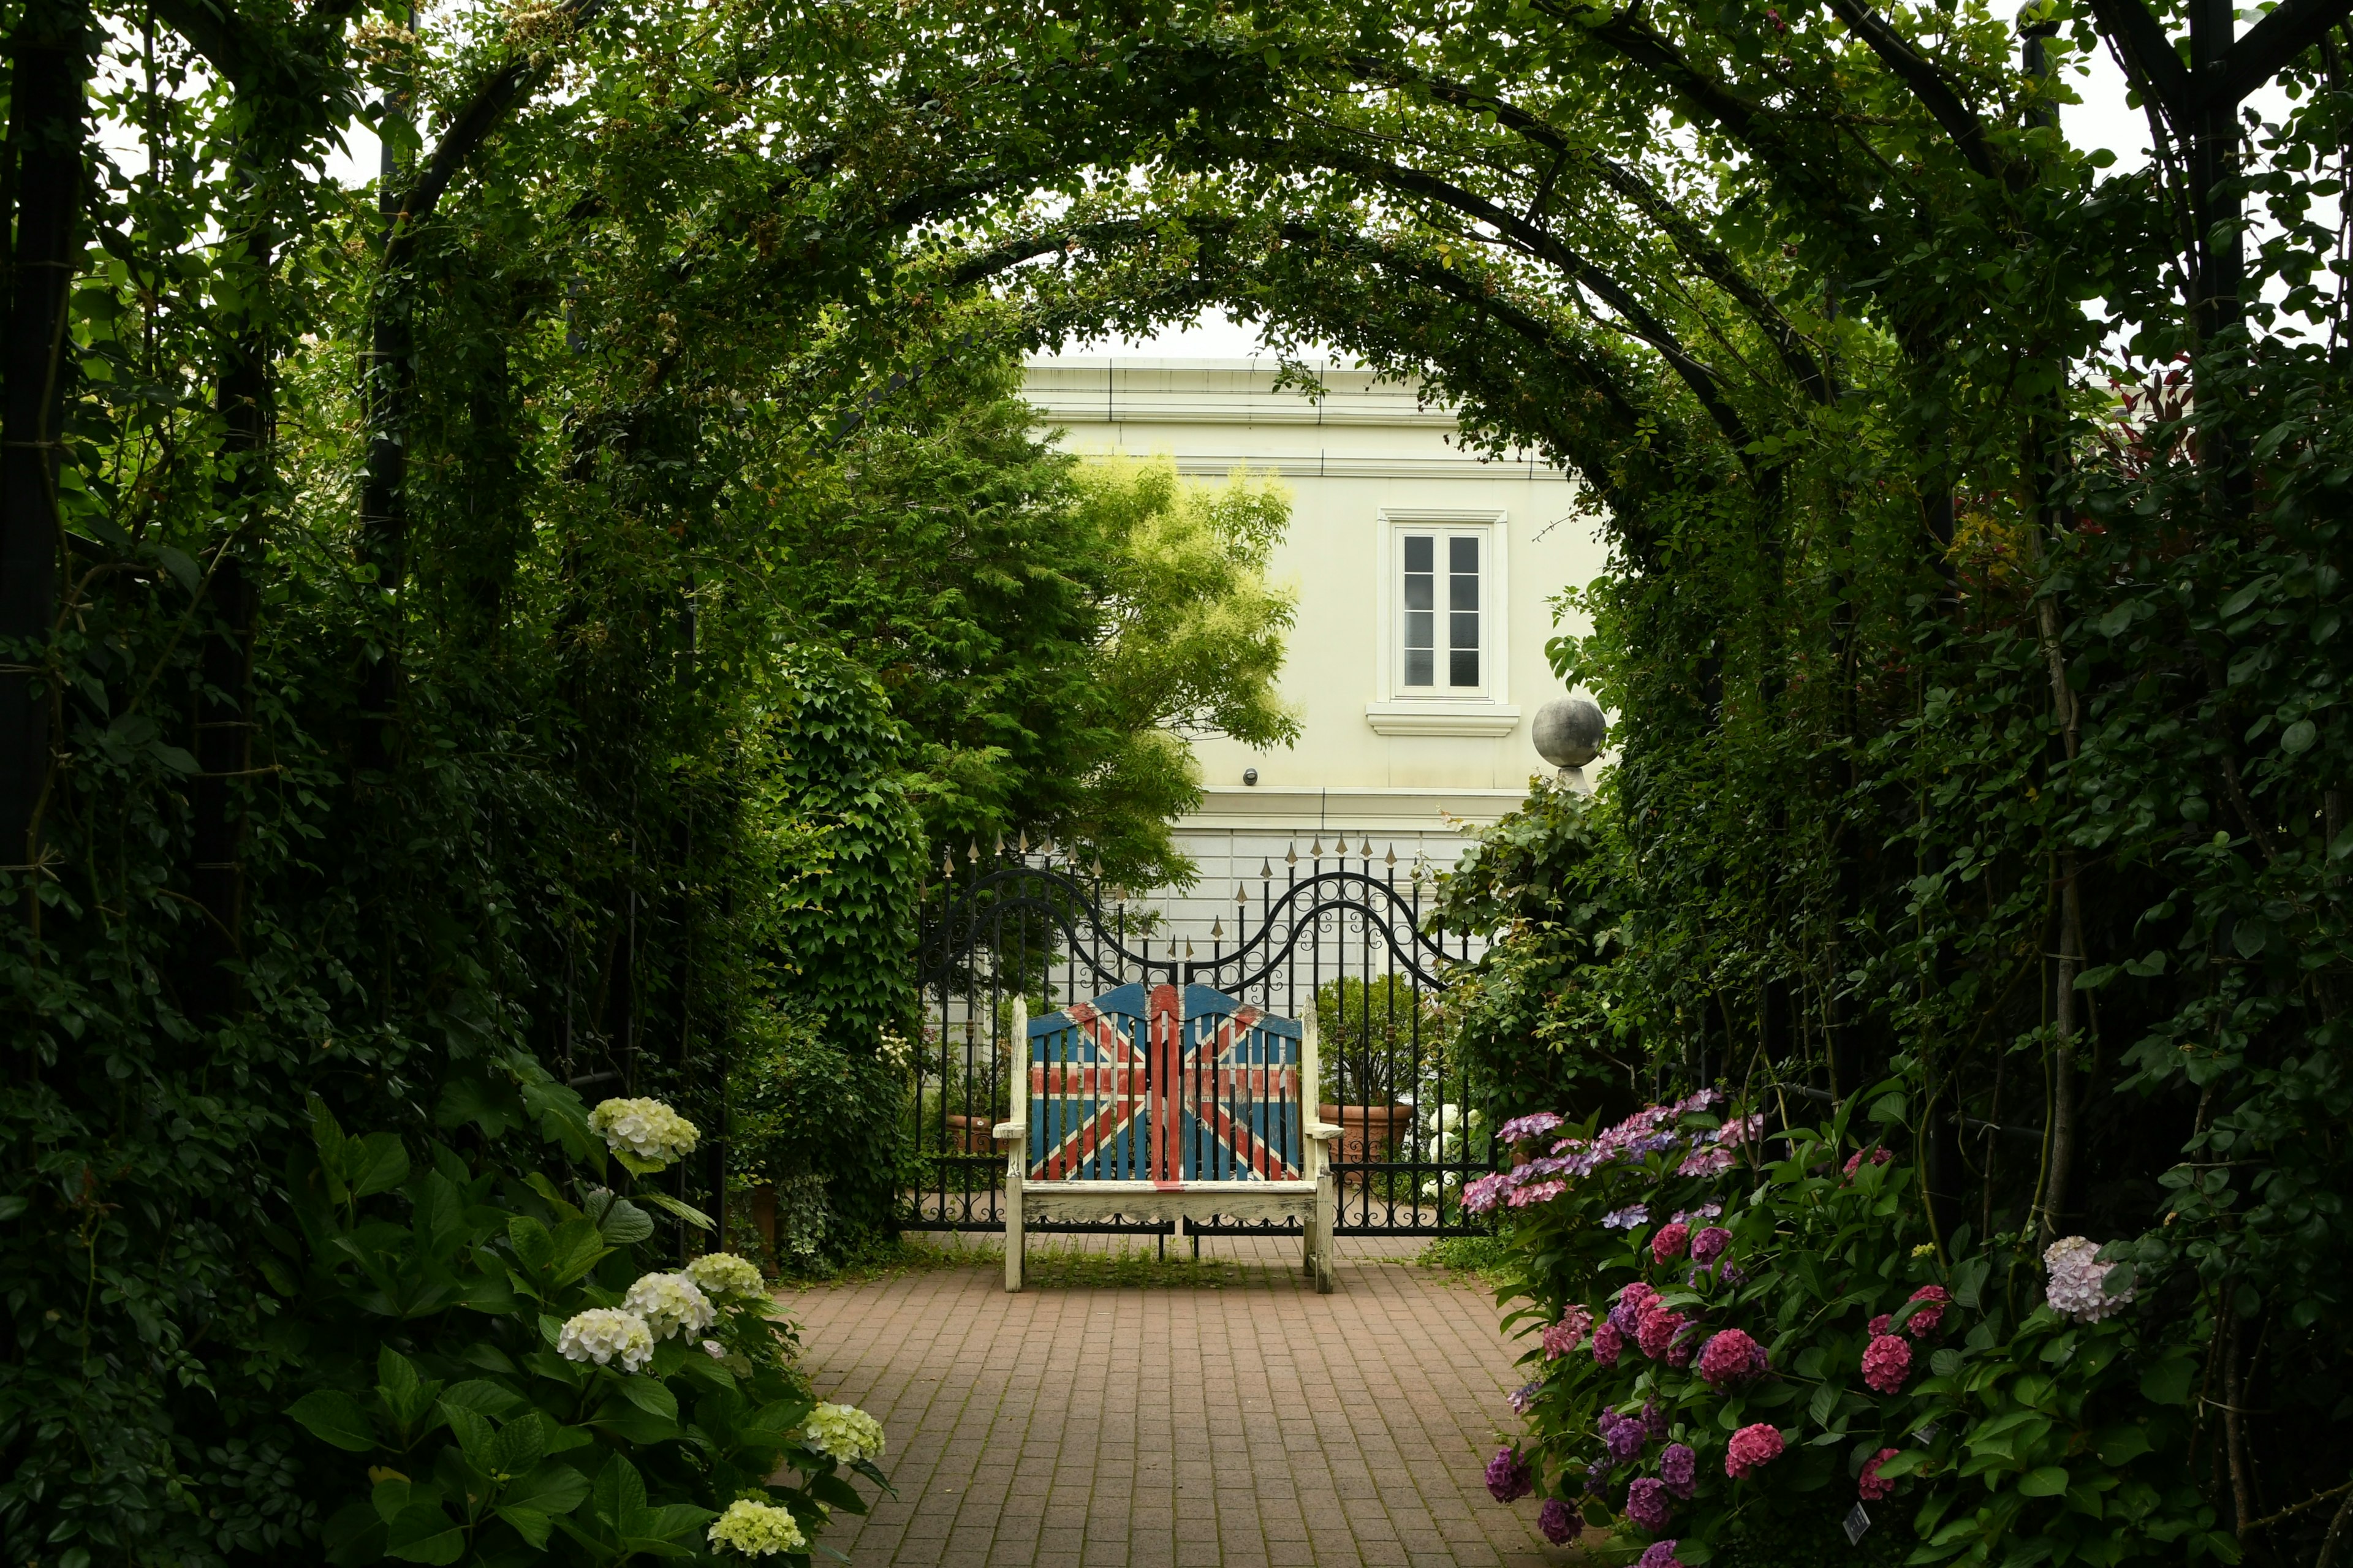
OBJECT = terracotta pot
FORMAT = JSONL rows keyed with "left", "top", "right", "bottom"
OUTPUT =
{"left": 1318, "top": 1102, "right": 1415, "bottom": 1175}
{"left": 942, "top": 1113, "right": 998, "bottom": 1154}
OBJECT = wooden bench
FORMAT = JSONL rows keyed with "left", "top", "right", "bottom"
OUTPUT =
{"left": 994, "top": 983, "right": 1338, "bottom": 1292}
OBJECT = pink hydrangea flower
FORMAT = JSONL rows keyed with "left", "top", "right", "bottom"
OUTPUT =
{"left": 1637, "top": 1304, "right": 1686, "bottom": 1361}
{"left": 1858, "top": 1447, "right": 1900, "bottom": 1500}
{"left": 1497, "top": 1112, "right": 1566, "bottom": 1144}
{"left": 1639, "top": 1541, "right": 1686, "bottom": 1568}
{"left": 1461, "top": 1172, "right": 1513, "bottom": 1213}
{"left": 1676, "top": 1146, "right": 1737, "bottom": 1177}
{"left": 1620, "top": 1280, "right": 1662, "bottom": 1313}
{"left": 1507, "top": 1178, "right": 1567, "bottom": 1208}
{"left": 1543, "top": 1306, "right": 1593, "bottom": 1360}
{"left": 1651, "top": 1221, "right": 1691, "bottom": 1264}
{"left": 1868, "top": 1314, "right": 1892, "bottom": 1335}
{"left": 1724, "top": 1423, "right": 1784, "bottom": 1479}
{"left": 1485, "top": 1447, "right": 1531, "bottom": 1502}
{"left": 1689, "top": 1226, "right": 1732, "bottom": 1265}
{"left": 1906, "top": 1286, "right": 1950, "bottom": 1336}
{"left": 1862, "top": 1333, "right": 1912, "bottom": 1393}
{"left": 2044, "top": 1237, "right": 2135, "bottom": 1322}
{"left": 1537, "top": 1498, "right": 1577, "bottom": 1545}
{"left": 1626, "top": 1477, "right": 1672, "bottom": 1531}
{"left": 1696, "top": 1328, "right": 1764, "bottom": 1389}
{"left": 1591, "top": 1319, "right": 1624, "bottom": 1366}
{"left": 1842, "top": 1146, "right": 1892, "bottom": 1178}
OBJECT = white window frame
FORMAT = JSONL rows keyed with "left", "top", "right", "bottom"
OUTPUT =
{"left": 1367, "top": 510, "right": 1520, "bottom": 737}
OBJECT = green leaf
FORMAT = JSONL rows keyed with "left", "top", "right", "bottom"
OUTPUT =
{"left": 636, "top": 1192, "right": 716, "bottom": 1230}
{"left": 495, "top": 1506, "right": 553, "bottom": 1550}
{"left": 594, "top": 1398, "right": 682, "bottom": 1445}
{"left": 289, "top": 1390, "right": 378, "bottom": 1453}
{"left": 442, "top": 1374, "right": 529, "bottom": 1422}
{"left": 1875, "top": 1450, "right": 1927, "bottom": 1479}
{"left": 597, "top": 1198, "right": 656, "bottom": 1247}
{"left": 348, "top": 1134, "right": 412, "bottom": 1198}
{"left": 507, "top": 1216, "right": 556, "bottom": 1271}
{"left": 384, "top": 1502, "right": 464, "bottom": 1566}
{"left": 2282, "top": 719, "right": 2317, "bottom": 754}
{"left": 2095, "top": 1425, "right": 2152, "bottom": 1465}
{"left": 0, "top": 1195, "right": 25, "bottom": 1221}
{"left": 615, "top": 1376, "right": 680, "bottom": 1424}
{"left": 488, "top": 1412, "right": 550, "bottom": 1475}
{"left": 2017, "top": 1466, "right": 2069, "bottom": 1497}
{"left": 1952, "top": 1256, "right": 1990, "bottom": 1309}
{"left": 155, "top": 545, "right": 202, "bottom": 595}
{"left": 503, "top": 1460, "right": 591, "bottom": 1518}
{"left": 2140, "top": 1355, "right": 2196, "bottom": 1406}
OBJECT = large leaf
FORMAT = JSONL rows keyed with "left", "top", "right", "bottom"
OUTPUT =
{"left": 2017, "top": 1466, "right": 2070, "bottom": 1498}
{"left": 504, "top": 1460, "right": 591, "bottom": 1518}
{"left": 597, "top": 1198, "right": 657, "bottom": 1248}
{"left": 384, "top": 1502, "right": 464, "bottom": 1566}
{"left": 289, "top": 1390, "right": 378, "bottom": 1453}
{"left": 613, "top": 1377, "right": 680, "bottom": 1424}
{"left": 349, "top": 1133, "right": 412, "bottom": 1199}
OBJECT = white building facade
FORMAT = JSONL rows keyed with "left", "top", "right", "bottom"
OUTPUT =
{"left": 1025, "top": 357, "right": 1610, "bottom": 934}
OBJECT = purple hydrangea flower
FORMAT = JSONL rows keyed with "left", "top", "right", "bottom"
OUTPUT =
{"left": 1642, "top": 1399, "right": 1669, "bottom": 1442}
{"left": 1497, "top": 1112, "right": 1565, "bottom": 1145}
{"left": 1660, "top": 1443, "right": 1696, "bottom": 1498}
{"left": 1639, "top": 1540, "right": 1686, "bottom": 1568}
{"left": 1507, "top": 1381, "right": 1542, "bottom": 1415}
{"left": 1537, "top": 1498, "right": 1578, "bottom": 1545}
{"left": 1485, "top": 1447, "right": 1531, "bottom": 1503}
{"left": 1585, "top": 1458, "right": 1610, "bottom": 1496}
{"left": 1602, "top": 1205, "right": 1650, "bottom": 1230}
{"left": 1599, "top": 1410, "right": 1646, "bottom": 1460}
{"left": 1626, "top": 1477, "right": 1672, "bottom": 1531}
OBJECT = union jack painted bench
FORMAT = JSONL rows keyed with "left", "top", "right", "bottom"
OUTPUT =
{"left": 993, "top": 983, "right": 1339, "bottom": 1292}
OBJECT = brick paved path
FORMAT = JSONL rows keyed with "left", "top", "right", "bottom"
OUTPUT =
{"left": 787, "top": 1237, "right": 1568, "bottom": 1568}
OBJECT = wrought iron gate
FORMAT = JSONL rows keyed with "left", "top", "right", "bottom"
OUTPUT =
{"left": 907, "top": 838, "right": 1493, "bottom": 1236}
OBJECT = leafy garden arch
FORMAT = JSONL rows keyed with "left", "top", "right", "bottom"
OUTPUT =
{"left": 5, "top": 0, "right": 2353, "bottom": 1559}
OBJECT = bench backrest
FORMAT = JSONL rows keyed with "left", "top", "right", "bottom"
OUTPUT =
{"left": 1025, "top": 983, "right": 1306, "bottom": 1183}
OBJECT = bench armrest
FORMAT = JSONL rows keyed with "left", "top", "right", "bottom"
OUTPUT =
{"left": 1305, "top": 1122, "right": 1344, "bottom": 1142}
{"left": 993, "top": 1121, "right": 1025, "bottom": 1142}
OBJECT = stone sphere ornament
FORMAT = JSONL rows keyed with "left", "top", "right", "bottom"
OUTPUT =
{"left": 1533, "top": 697, "right": 1607, "bottom": 770}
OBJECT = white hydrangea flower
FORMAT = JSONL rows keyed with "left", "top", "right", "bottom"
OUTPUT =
{"left": 686, "top": 1252, "right": 767, "bottom": 1298}
{"left": 558, "top": 1308, "right": 654, "bottom": 1371}
{"left": 2044, "top": 1236, "right": 2135, "bottom": 1323}
{"left": 588, "top": 1097, "right": 700, "bottom": 1165}
{"left": 708, "top": 1498, "right": 807, "bottom": 1556}
{"left": 800, "top": 1402, "right": 886, "bottom": 1463}
{"left": 623, "top": 1271, "right": 716, "bottom": 1341}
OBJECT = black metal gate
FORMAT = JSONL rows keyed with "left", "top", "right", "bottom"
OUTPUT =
{"left": 907, "top": 837, "right": 1493, "bottom": 1236}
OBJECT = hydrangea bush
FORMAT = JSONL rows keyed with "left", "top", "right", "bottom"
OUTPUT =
{"left": 282, "top": 1097, "right": 887, "bottom": 1565}
{"left": 1481, "top": 1086, "right": 2237, "bottom": 1567}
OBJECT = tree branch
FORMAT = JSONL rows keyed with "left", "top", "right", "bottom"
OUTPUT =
{"left": 2085, "top": 0, "right": 2194, "bottom": 131}
{"left": 1821, "top": 0, "right": 2014, "bottom": 185}
{"left": 1336, "top": 56, "right": 1833, "bottom": 403}
{"left": 1288, "top": 140, "right": 1756, "bottom": 458}
{"left": 2219, "top": 0, "right": 2353, "bottom": 105}
{"left": 387, "top": 0, "right": 606, "bottom": 268}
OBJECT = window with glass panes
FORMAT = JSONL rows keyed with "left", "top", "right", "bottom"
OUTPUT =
{"left": 1399, "top": 531, "right": 1484, "bottom": 691}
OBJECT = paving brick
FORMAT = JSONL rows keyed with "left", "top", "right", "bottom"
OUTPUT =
{"left": 786, "top": 1237, "right": 1564, "bottom": 1566}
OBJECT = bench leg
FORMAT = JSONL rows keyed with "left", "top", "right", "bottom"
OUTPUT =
{"left": 1005, "top": 1170, "right": 1025, "bottom": 1293}
{"left": 1312, "top": 1171, "right": 1336, "bottom": 1294}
